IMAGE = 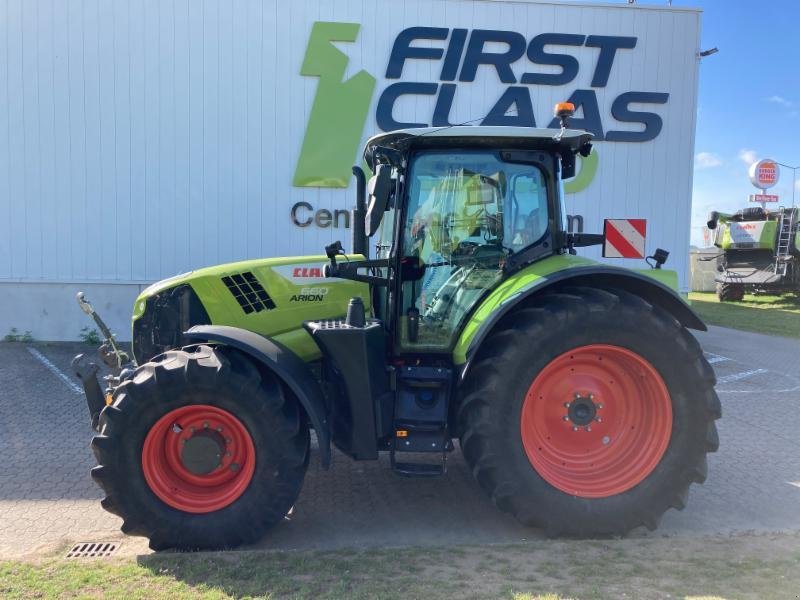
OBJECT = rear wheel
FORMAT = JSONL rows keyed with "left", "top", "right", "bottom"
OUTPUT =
{"left": 91, "top": 345, "right": 309, "bottom": 550}
{"left": 458, "top": 287, "right": 720, "bottom": 536}
{"left": 716, "top": 281, "right": 745, "bottom": 301}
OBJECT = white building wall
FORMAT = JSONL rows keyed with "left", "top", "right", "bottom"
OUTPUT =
{"left": 0, "top": 0, "right": 700, "bottom": 341}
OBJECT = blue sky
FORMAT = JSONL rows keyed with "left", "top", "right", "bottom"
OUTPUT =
{"left": 664, "top": 0, "right": 800, "bottom": 245}
{"left": 592, "top": 0, "right": 800, "bottom": 246}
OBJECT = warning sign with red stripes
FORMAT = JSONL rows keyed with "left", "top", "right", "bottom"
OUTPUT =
{"left": 603, "top": 219, "right": 647, "bottom": 258}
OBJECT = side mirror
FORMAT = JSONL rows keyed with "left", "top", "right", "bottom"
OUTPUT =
{"left": 365, "top": 164, "right": 392, "bottom": 237}
{"left": 706, "top": 211, "right": 719, "bottom": 230}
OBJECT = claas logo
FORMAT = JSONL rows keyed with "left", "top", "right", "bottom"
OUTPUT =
{"left": 293, "top": 267, "right": 324, "bottom": 278}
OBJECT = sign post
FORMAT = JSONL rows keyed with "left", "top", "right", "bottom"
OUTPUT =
{"left": 748, "top": 193, "right": 779, "bottom": 203}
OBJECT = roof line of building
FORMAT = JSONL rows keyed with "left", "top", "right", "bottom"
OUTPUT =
{"left": 476, "top": 0, "right": 702, "bottom": 14}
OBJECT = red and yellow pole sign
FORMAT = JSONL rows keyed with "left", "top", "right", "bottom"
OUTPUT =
{"left": 748, "top": 159, "right": 780, "bottom": 190}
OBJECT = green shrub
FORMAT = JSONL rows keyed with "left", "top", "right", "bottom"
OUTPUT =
{"left": 79, "top": 326, "right": 102, "bottom": 345}
{"left": 3, "top": 328, "right": 34, "bottom": 343}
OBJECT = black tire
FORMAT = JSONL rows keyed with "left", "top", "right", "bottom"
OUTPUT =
{"left": 91, "top": 345, "right": 309, "bottom": 550}
{"left": 458, "top": 287, "right": 720, "bottom": 537}
{"left": 716, "top": 281, "right": 745, "bottom": 301}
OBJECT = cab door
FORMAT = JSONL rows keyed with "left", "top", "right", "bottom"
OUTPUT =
{"left": 395, "top": 149, "right": 552, "bottom": 354}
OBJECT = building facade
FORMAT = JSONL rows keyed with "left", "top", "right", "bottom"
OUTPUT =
{"left": 0, "top": 0, "right": 700, "bottom": 340}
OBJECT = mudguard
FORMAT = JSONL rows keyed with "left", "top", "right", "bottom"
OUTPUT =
{"left": 460, "top": 266, "right": 706, "bottom": 369}
{"left": 184, "top": 325, "right": 331, "bottom": 468}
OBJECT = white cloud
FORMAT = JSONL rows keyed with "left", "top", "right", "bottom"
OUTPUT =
{"left": 694, "top": 152, "right": 722, "bottom": 169}
{"left": 767, "top": 95, "right": 794, "bottom": 108}
{"left": 738, "top": 149, "right": 758, "bottom": 166}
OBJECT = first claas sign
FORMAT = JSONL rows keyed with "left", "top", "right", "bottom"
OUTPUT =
{"left": 749, "top": 159, "right": 780, "bottom": 190}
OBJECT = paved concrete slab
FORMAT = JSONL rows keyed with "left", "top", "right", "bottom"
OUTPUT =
{"left": 0, "top": 327, "right": 798, "bottom": 558}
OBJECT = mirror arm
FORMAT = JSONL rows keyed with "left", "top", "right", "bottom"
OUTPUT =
{"left": 325, "top": 257, "right": 391, "bottom": 287}
{"left": 559, "top": 232, "right": 605, "bottom": 255}
{"left": 567, "top": 233, "right": 605, "bottom": 248}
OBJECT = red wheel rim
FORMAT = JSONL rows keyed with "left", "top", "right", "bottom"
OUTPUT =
{"left": 142, "top": 405, "right": 256, "bottom": 513}
{"left": 520, "top": 345, "right": 672, "bottom": 498}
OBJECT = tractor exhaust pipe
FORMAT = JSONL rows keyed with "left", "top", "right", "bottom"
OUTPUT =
{"left": 352, "top": 165, "right": 368, "bottom": 258}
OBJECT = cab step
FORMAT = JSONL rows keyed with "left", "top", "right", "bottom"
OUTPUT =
{"left": 388, "top": 365, "right": 453, "bottom": 477}
{"left": 390, "top": 457, "right": 445, "bottom": 477}
{"left": 389, "top": 427, "right": 452, "bottom": 477}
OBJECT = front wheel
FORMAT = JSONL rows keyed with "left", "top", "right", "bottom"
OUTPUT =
{"left": 716, "top": 281, "right": 745, "bottom": 301}
{"left": 458, "top": 287, "right": 720, "bottom": 536}
{"left": 91, "top": 345, "right": 309, "bottom": 550}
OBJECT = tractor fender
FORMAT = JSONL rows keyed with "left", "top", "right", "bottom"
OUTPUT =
{"left": 184, "top": 325, "right": 331, "bottom": 469}
{"left": 462, "top": 266, "right": 706, "bottom": 373}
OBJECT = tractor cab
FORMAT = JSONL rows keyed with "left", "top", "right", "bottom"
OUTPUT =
{"left": 325, "top": 123, "right": 595, "bottom": 356}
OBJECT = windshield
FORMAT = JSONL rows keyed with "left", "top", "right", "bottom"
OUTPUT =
{"left": 404, "top": 151, "right": 549, "bottom": 261}
{"left": 398, "top": 150, "right": 550, "bottom": 352}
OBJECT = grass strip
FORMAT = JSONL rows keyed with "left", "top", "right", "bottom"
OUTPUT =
{"left": 1, "top": 533, "right": 798, "bottom": 599}
{"left": 689, "top": 292, "right": 800, "bottom": 339}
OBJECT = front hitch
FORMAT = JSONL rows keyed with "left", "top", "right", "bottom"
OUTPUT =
{"left": 73, "top": 292, "right": 134, "bottom": 431}
{"left": 76, "top": 292, "right": 130, "bottom": 369}
{"left": 71, "top": 354, "right": 106, "bottom": 431}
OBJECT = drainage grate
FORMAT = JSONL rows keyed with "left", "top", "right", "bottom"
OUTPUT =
{"left": 221, "top": 272, "right": 276, "bottom": 314}
{"left": 66, "top": 541, "right": 119, "bottom": 559}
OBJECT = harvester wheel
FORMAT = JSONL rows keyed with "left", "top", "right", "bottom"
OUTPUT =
{"left": 91, "top": 345, "right": 309, "bottom": 550}
{"left": 716, "top": 282, "right": 745, "bottom": 302}
{"left": 458, "top": 287, "right": 720, "bottom": 537}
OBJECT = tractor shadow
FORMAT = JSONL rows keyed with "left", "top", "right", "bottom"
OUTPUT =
{"left": 133, "top": 448, "right": 543, "bottom": 596}
{"left": 248, "top": 445, "right": 537, "bottom": 551}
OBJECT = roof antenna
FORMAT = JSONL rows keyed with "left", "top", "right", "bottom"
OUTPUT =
{"left": 417, "top": 106, "right": 521, "bottom": 138}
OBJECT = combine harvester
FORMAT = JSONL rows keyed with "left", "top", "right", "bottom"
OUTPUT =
{"left": 707, "top": 206, "right": 799, "bottom": 301}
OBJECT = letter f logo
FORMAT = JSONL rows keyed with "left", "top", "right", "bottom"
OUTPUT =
{"left": 293, "top": 22, "right": 376, "bottom": 188}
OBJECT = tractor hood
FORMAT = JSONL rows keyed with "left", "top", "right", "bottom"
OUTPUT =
{"left": 131, "top": 255, "right": 370, "bottom": 364}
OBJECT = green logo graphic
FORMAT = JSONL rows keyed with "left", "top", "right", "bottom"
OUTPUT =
{"left": 564, "top": 151, "right": 599, "bottom": 195}
{"left": 293, "top": 22, "right": 376, "bottom": 188}
{"left": 293, "top": 21, "right": 600, "bottom": 193}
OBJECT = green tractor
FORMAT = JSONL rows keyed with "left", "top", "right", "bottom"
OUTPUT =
{"left": 73, "top": 106, "right": 720, "bottom": 551}
{"left": 707, "top": 206, "right": 799, "bottom": 301}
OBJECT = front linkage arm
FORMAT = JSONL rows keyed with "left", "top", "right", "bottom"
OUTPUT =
{"left": 76, "top": 292, "right": 130, "bottom": 369}
{"left": 72, "top": 292, "right": 135, "bottom": 431}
